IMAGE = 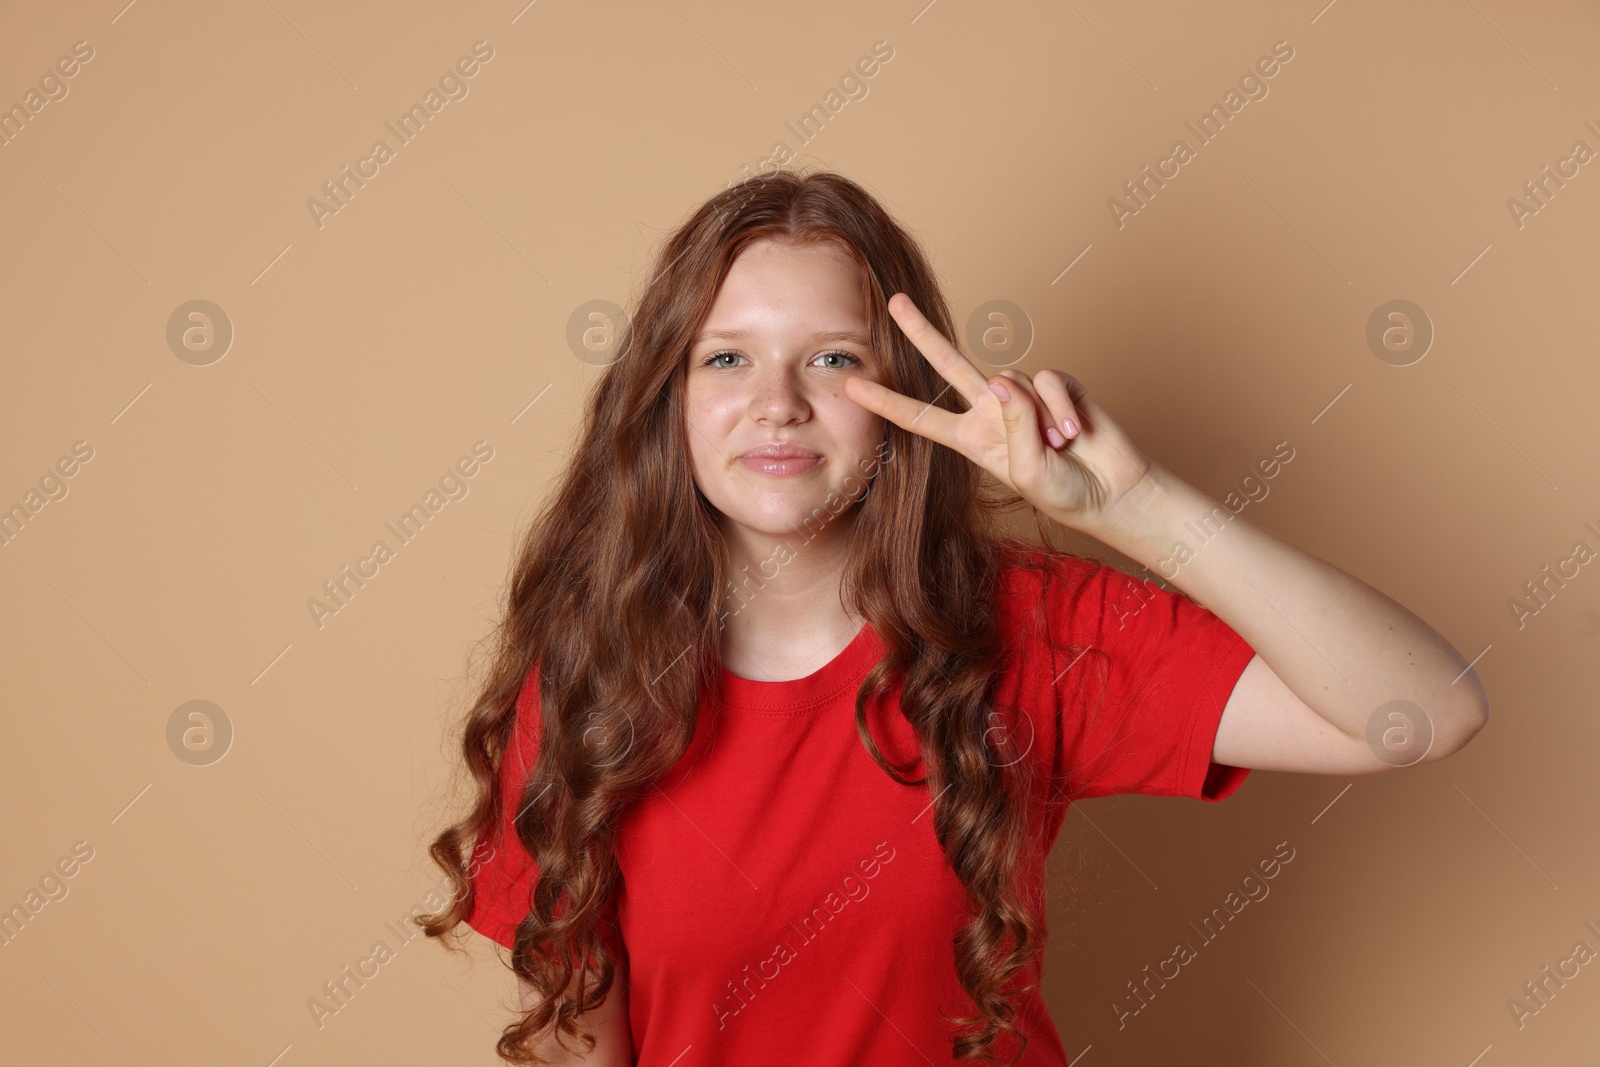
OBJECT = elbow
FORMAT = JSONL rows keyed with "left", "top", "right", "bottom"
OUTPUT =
{"left": 1423, "top": 696, "right": 1491, "bottom": 763}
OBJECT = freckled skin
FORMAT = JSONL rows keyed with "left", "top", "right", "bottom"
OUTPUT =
{"left": 683, "top": 238, "right": 886, "bottom": 554}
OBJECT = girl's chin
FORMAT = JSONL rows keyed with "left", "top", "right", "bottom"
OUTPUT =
{"left": 722, "top": 501, "right": 860, "bottom": 537}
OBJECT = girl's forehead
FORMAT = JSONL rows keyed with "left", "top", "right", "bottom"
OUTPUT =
{"left": 702, "top": 250, "right": 868, "bottom": 334}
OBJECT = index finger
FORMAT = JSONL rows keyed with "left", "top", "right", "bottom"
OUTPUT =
{"left": 887, "top": 293, "right": 992, "bottom": 405}
{"left": 843, "top": 374, "right": 963, "bottom": 447}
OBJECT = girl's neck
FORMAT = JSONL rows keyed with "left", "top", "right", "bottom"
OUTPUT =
{"left": 716, "top": 521, "right": 864, "bottom": 682}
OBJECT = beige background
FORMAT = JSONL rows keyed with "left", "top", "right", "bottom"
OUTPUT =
{"left": 2, "top": 0, "right": 1597, "bottom": 1063}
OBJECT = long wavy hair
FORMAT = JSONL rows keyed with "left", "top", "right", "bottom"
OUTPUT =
{"left": 421, "top": 167, "right": 1089, "bottom": 1064}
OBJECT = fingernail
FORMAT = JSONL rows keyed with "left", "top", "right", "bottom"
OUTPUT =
{"left": 989, "top": 381, "right": 1010, "bottom": 402}
{"left": 1062, "top": 418, "right": 1077, "bottom": 438}
{"left": 1046, "top": 426, "right": 1066, "bottom": 448}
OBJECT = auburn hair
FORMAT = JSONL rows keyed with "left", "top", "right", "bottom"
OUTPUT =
{"left": 421, "top": 166, "right": 1092, "bottom": 1064}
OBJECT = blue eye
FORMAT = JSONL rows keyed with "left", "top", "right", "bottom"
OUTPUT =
{"left": 699, "top": 349, "right": 861, "bottom": 368}
{"left": 814, "top": 350, "right": 860, "bottom": 369}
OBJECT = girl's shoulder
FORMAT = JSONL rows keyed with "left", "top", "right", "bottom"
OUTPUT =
{"left": 993, "top": 538, "right": 1106, "bottom": 607}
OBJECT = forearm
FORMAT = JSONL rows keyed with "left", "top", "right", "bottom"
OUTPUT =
{"left": 518, "top": 969, "right": 631, "bottom": 1066}
{"left": 1066, "top": 461, "right": 1491, "bottom": 751}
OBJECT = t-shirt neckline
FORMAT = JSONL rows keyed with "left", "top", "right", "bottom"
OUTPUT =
{"left": 717, "top": 622, "right": 883, "bottom": 714}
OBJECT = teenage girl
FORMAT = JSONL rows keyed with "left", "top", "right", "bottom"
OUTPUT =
{"left": 422, "top": 168, "right": 1489, "bottom": 1066}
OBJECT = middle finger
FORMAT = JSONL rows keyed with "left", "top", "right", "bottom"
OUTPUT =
{"left": 998, "top": 369, "right": 1071, "bottom": 448}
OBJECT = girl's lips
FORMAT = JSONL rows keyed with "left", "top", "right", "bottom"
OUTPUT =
{"left": 737, "top": 454, "right": 823, "bottom": 477}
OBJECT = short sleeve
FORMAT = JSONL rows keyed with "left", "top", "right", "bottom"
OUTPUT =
{"left": 1045, "top": 556, "right": 1257, "bottom": 803}
{"left": 463, "top": 665, "right": 544, "bottom": 950}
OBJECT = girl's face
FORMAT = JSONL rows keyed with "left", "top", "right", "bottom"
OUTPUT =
{"left": 685, "top": 238, "right": 886, "bottom": 546}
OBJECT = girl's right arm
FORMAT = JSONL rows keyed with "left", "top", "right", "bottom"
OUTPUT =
{"left": 516, "top": 965, "right": 632, "bottom": 1066}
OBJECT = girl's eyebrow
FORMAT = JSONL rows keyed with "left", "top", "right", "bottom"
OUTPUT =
{"left": 695, "top": 327, "right": 870, "bottom": 346}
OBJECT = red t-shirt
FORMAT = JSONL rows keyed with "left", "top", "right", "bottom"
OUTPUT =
{"left": 465, "top": 543, "right": 1257, "bottom": 1064}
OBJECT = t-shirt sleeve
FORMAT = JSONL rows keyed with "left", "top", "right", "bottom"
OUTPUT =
{"left": 1042, "top": 554, "right": 1258, "bottom": 803}
{"left": 463, "top": 665, "right": 545, "bottom": 950}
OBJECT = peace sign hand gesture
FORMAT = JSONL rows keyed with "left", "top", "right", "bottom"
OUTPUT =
{"left": 843, "top": 293, "right": 1156, "bottom": 532}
